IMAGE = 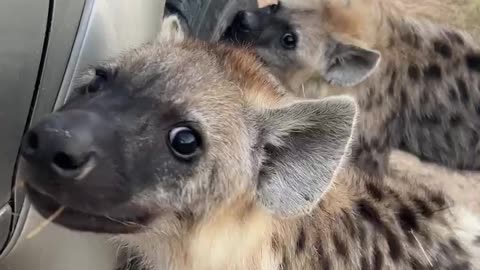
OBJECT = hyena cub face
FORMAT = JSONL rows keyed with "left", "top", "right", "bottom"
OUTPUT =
{"left": 222, "top": 2, "right": 381, "bottom": 90}
{"left": 19, "top": 41, "right": 357, "bottom": 235}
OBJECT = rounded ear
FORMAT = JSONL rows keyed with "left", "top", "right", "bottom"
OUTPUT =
{"left": 320, "top": 40, "right": 381, "bottom": 87}
{"left": 157, "top": 14, "right": 186, "bottom": 44}
{"left": 256, "top": 96, "right": 357, "bottom": 217}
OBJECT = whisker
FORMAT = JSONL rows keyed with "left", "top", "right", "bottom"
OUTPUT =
{"left": 410, "top": 230, "right": 433, "bottom": 267}
{"left": 26, "top": 206, "right": 65, "bottom": 239}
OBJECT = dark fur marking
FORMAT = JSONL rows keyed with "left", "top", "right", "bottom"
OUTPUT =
{"left": 295, "top": 227, "right": 306, "bottom": 254}
{"left": 341, "top": 209, "right": 357, "bottom": 237}
{"left": 365, "top": 182, "right": 384, "bottom": 201}
{"left": 449, "top": 114, "right": 462, "bottom": 126}
{"left": 321, "top": 257, "right": 331, "bottom": 270}
{"left": 397, "top": 204, "right": 419, "bottom": 232}
{"left": 449, "top": 87, "right": 459, "bottom": 101}
{"left": 378, "top": 135, "right": 389, "bottom": 152}
{"left": 361, "top": 138, "right": 371, "bottom": 152}
{"left": 271, "top": 233, "right": 281, "bottom": 253}
{"left": 384, "top": 227, "right": 404, "bottom": 261}
{"left": 449, "top": 238, "right": 466, "bottom": 255}
{"left": 373, "top": 245, "right": 384, "bottom": 270}
{"left": 333, "top": 233, "right": 348, "bottom": 258}
{"left": 401, "top": 31, "right": 421, "bottom": 48}
{"left": 280, "top": 251, "right": 288, "bottom": 270}
{"left": 353, "top": 147, "right": 363, "bottom": 159}
{"left": 430, "top": 192, "right": 447, "bottom": 207}
{"left": 408, "top": 65, "right": 420, "bottom": 81}
{"left": 470, "top": 130, "right": 479, "bottom": 147}
{"left": 314, "top": 238, "right": 324, "bottom": 257}
{"left": 456, "top": 78, "right": 469, "bottom": 103}
{"left": 446, "top": 31, "right": 465, "bottom": 45}
{"left": 371, "top": 138, "right": 380, "bottom": 150}
{"left": 386, "top": 187, "right": 402, "bottom": 201}
{"left": 357, "top": 199, "right": 404, "bottom": 260}
{"left": 360, "top": 256, "right": 370, "bottom": 270}
{"left": 363, "top": 99, "right": 373, "bottom": 111}
{"left": 421, "top": 114, "right": 441, "bottom": 125}
{"left": 356, "top": 154, "right": 380, "bottom": 176}
{"left": 400, "top": 89, "right": 408, "bottom": 107}
{"left": 375, "top": 95, "right": 383, "bottom": 106}
{"left": 412, "top": 197, "right": 434, "bottom": 218}
{"left": 466, "top": 53, "right": 480, "bottom": 72}
{"left": 358, "top": 222, "right": 367, "bottom": 248}
{"left": 457, "top": 79, "right": 470, "bottom": 101}
{"left": 388, "top": 71, "right": 397, "bottom": 95}
{"left": 175, "top": 210, "right": 194, "bottom": 224}
{"left": 115, "top": 254, "right": 146, "bottom": 270}
{"left": 476, "top": 104, "right": 480, "bottom": 115}
{"left": 420, "top": 91, "right": 429, "bottom": 105}
{"left": 410, "top": 258, "right": 426, "bottom": 270}
{"left": 398, "top": 139, "right": 408, "bottom": 150}
{"left": 433, "top": 40, "right": 452, "bottom": 58}
{"left": 366, "top": 87, "right": 374, "bottom": 98}
{"left": 449, "top": 262, "right": 472, "bottom": 270}
{"left": 424, "top": 64, "right": 442, "bottom": 80}
{"left": 440, "top": 241, "right": 451, "bottom": 255}
{"left": 356, "top": 199, "right": 383, "bottom": 228}
{"left": 208, "top": 162, "right": 220, "bottom": 194}
{"left": 445, "top": 132, "right": 454, "bottom": 148}
{"left": 315, "top": 239, "right": 331, "bottom": 270}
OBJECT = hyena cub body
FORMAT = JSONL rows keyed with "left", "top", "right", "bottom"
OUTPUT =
{"left": 222, "top": 0, "right": 480, "bottom": 175}
{"left": 19, "top": 40, "right": 480, "bottom": 270}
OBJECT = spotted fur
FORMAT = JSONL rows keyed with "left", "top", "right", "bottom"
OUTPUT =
{"left": 221, "top": 0, "right": 480, "bottom": 176}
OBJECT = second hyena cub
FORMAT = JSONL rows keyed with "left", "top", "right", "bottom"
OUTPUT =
{"left": 19, "top": 40, "right": 480, "bottom": 270}
{"left": 222, "top": 0, "right": 480, "bottom": 175}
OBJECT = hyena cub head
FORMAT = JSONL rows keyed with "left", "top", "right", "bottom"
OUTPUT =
{"left": 19, "top": 41, "right": 357, "bottom": 235}
{"left": 221, "top": 1, "right": 381, "bottom": 91}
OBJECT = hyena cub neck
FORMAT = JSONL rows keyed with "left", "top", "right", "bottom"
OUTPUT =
{"left": 20, "top": 39, "right": 479, "bottom": 270}
{"left": 222, "top": 0, "right": 480, "bottom": 175}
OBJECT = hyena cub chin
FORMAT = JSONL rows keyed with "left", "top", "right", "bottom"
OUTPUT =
{"left": 19, "top": 40, "right": 480, "bottom": 270}
{"left": 222, "top": 0, "right": 480, "bottom": 175}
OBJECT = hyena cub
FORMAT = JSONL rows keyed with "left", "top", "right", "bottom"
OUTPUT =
{"left": 20, "top": 40, "right": 480, "bottom": 270}
{"left": 222, "top": 0, "right": 480, "bottom": 175}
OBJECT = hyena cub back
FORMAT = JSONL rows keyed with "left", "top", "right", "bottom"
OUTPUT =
{"left": 222, "top": 0, "right": 480, "bottom": 174}
{"left": 19, "top": 39, "right": 480, "bottom": 270}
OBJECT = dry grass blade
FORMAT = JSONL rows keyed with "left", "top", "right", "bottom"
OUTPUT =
{"left": 26, "top": 206, "right": 65, "bottom": 239}
{"left": 410, "top": 230, "right": 433, "bottom": 267}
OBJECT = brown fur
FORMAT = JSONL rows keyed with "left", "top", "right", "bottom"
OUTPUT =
{"left": 104, "top": 40, "right": 480, "bottom": 270}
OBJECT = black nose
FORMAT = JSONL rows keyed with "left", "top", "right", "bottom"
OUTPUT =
{"left": 233, "top": 10, "right": 258, "bottom": 32}
{"left": 21, "top": 110, "right": 102, "bottom": 180}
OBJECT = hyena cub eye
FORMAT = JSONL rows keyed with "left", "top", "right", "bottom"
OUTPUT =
{"left": 168, "top": 125, "right": 203, "bottom": 161}
{"left": 280, "top": 32, "right": 297, "bottom": 50}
